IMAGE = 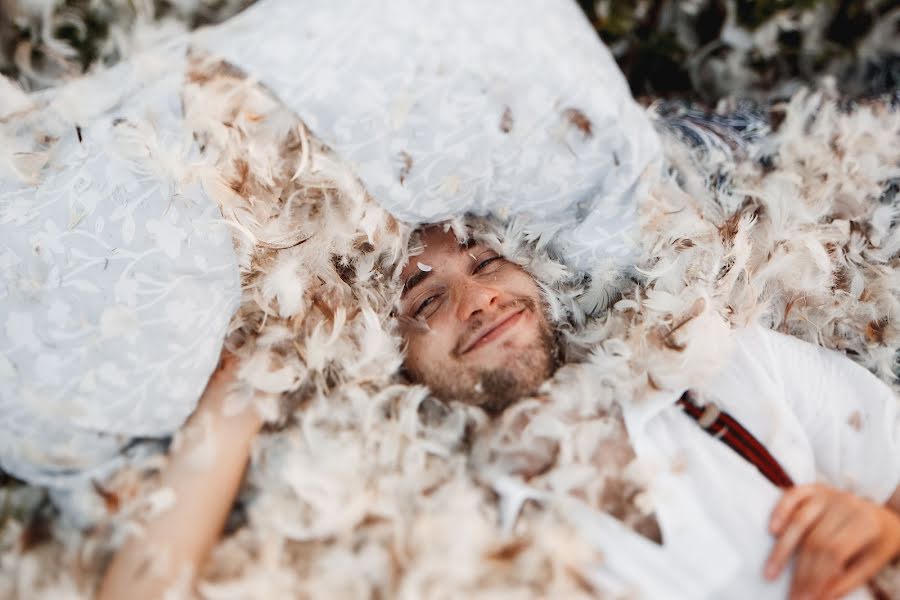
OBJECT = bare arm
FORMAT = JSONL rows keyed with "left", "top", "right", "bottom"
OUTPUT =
{"left": 753, "top": 328, "right": 900, "bottom": 598}
{"left": 888, "top": 486, "right": 900, "bottom": 516}
{"left": 97, "top": 354, "right": 262, "bottom": 600}
{"left": 765, "top": 483, "right": 900, "bottom": 599}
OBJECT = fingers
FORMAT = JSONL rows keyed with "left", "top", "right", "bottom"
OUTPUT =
{"left": 823, "top": 551, "right": 884, "bottom": 600}
{"left": 789, "top": 507, "right": 860, "bottom": 600}
{"left": 824, "top": 506, "right": 900, "bottom": 599}
{"left": 765, "top": 489, "right": 828, "bottom": 579}
{"left": 786, "top": 492, "right": 894, "bottom": 600}
{"left": 770, "top": 485, "right": 819, "bottom": 534}
{"left": 768, "top": 485, "right": 900, "bottom": 599}
{"left": 789, "top": 543, "right": 822, "bottom": 600}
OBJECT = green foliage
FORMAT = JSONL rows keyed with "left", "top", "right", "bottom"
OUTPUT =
{"left": 2, "top": 0, "right": 897, "bottom": 100}
{"left": 580, "top": 0, "right": 898, "bottom": 100}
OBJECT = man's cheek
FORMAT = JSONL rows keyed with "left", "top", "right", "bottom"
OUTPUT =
{"left": 411, "top": 325, "right": 452, "bottom": 362}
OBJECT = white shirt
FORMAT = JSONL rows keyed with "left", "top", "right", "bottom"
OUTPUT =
{"left": 496, "top": 325, "right": 900, "bottom": 599}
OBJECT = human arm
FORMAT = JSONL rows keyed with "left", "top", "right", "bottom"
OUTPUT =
{"left": 753, "top": 327, "right": 900, "bottom": 598}
{"left": 889, "top": 486, "right": 900, "bottom": 516}
{"left": 765, "top": 483, "right": 900, "bottom": 599}
{"left": 97, "top": 353, "right": 262, "bottom": 600}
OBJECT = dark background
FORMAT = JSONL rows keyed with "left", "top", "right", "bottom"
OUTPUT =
{"left": 1, "top": 0, "right": 898, "bottom": 101}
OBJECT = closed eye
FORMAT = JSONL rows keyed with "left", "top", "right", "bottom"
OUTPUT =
{"left": 475, "top": 256, "right": 502, "bottom": 272}
{"left": 414, "top": 294, "right": 439, "bottom": 317}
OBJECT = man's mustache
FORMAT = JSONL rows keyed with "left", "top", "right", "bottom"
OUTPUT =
{"left": 452, "top": 297, "right": 537, "bottom": 357}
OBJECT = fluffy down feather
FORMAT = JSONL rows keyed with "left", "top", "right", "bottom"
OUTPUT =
{"left": 2, "top": 54, "right": 899, "bottom": 599}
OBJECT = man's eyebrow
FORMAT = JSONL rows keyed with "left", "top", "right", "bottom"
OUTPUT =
{"left": 402, "top": 269, "right": 432, "bottom": 298}
{"left": 401, "top": 239, "right": 478, "bottom": 298}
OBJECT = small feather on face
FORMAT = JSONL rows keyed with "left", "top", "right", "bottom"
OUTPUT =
{"left": 417, "top": 262, "right": 432, "bottom": 272}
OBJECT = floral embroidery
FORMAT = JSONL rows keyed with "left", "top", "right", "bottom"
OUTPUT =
{"left": 0, "top": 48, "right": 241, "bottom": 514}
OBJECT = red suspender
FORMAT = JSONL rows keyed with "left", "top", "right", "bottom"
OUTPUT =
{"left": 676, "top": 390, "right": 795, "bottom": 489}
{"left": 675, "top": 392, "right": 894, "bottom": 599}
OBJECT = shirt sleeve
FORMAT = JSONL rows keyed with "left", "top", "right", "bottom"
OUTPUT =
{"left": 758, "top": 326, "right": 900, "bottom": 503}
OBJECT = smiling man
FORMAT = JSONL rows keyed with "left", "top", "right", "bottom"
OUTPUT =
{"left": 398, "top": 225, "right": 561, "bottom": 414}
{"left": 395, "top": 223, "right": 900, "bottom": 600}
{"left": 100, "top": 222, "right": 900, "bottom": 600}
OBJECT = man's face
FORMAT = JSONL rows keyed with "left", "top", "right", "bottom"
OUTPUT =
{"left": 398, "top": 226, "right": 557, "bottom": 413}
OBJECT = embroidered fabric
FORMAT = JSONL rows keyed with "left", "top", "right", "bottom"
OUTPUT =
{"left": 193, "top": 0, "right": 663, "bottom": 273}
{"left": 0, "top": 0, "right": 773, "bottom": 527}
{"left": 0, "top": 43, "right": 241, "bottom": 523}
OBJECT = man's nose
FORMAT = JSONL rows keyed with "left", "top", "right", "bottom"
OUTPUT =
{"left": 456, "top": 280, "right": 500, "bottom": 322}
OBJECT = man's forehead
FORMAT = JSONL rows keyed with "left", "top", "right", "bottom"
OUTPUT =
{"left": 401, "top": 229, "right": 477, "bottom": 279}
{"left": 418, "top": 226, "right": 473, "bottom": 250}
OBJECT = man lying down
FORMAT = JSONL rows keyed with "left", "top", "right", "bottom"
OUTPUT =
{"left": 5, "top": 0, "right": 897, "bottom": 598}
{"left": 97, "top": 217, "right": 900, "bottom": 600}
{"left": 182, "top": 3, "right": 900, "bottom": 595}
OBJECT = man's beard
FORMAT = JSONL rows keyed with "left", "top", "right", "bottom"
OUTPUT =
{"left": 412, "top": 298, "right": 561, "bottom": 415}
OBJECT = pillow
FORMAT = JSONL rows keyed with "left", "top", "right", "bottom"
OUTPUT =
{"left": 0, "top": 42, "right": 240, "bottom": 522}
{"left": 194, "top": 0, "right": 662, "bottom": 272}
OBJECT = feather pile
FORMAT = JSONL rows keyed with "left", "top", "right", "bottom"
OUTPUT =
{"left": 1, "top": 50, "right": 898, "bottom": 599}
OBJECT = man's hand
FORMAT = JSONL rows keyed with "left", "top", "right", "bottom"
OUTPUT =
{"left": 764, "top": 483, "right": 900, "bottom": 600}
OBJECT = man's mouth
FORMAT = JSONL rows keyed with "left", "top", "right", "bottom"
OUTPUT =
{"left": 459, "top": 309, "right": 527, "bottom": 355}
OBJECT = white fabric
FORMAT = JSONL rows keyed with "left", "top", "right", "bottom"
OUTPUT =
{"left": 194, "top": 0, "right": 662, "bottom": 272}
{"left": 0, "top": 44, "right": 241, "bottom": 512}
{"left": 497, "top": 324, "right": 900, "bottom": 599}
{"left": 0, "top": 0, "right": 660, "bottom": 524}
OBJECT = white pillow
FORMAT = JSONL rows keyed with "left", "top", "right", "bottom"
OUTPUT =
{"left": 0, "top": 0, "right": 659, "bottom": 523}
{"left": 0, "top": 43, "right": 240, "bottom": 519}
{"left": 194, "top": 0, "right": 662, "bottom": 272}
